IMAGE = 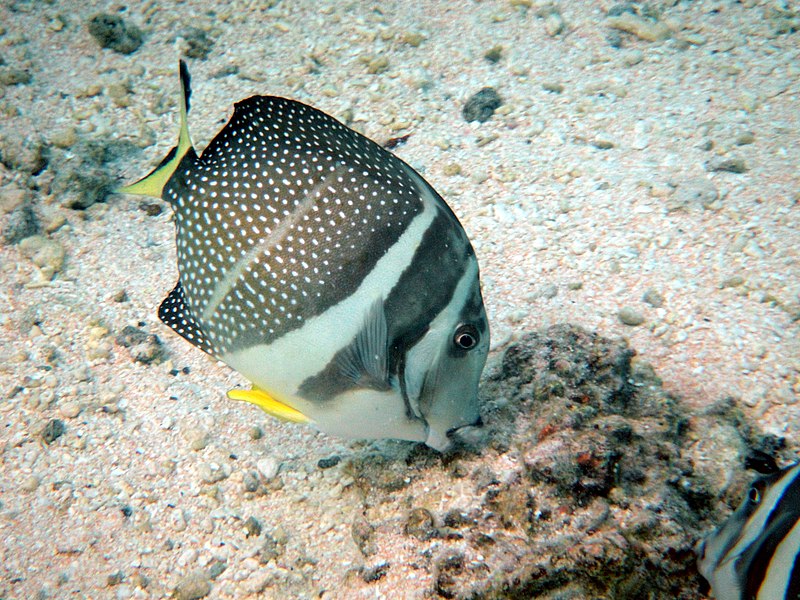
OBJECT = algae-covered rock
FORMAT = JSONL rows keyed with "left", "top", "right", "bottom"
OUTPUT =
{"left": 463, "top": 88, "right": 503, "bottom": 123}
{"left": 87, "top": 14, "right": 144, "bottom": 55}
{"left": 342, "top": 324, "right": 775, "bottom": 599}
{"left": 19, "top": 234, "right": 65, "bottom": 279}
{"left": 179, "top": 27, "right": 215, "bottom": 60}
{"left": 3, "top": 198, "right": 40, "bottom": 244}
{"left": 49, "top": 138, "right": 139, "bottom": 209}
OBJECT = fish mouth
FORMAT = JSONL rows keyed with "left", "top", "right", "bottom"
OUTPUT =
{"left": 425, "top": 414, "right": 484, "bottom": 453}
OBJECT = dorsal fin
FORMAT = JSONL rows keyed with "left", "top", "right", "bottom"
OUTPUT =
{"left": 158, "top": 281, "right": 216, "bottom": 356}
{"left": 116, "top": 60, "right": 194, "bottom": 198}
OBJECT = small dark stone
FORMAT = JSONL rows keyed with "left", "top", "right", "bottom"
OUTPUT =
{"left": 3, "top": 201, "right": 40, "bottom": 244}
{"left": 138, "top": 202, "right": 163, "bottom": 216}
{"left": 244, "top": 516, "right": 262, "bottom": 538}
{"left": 705, "top": 157, "right": 748, "bottom": 174}
{"left": 207, "top": 559, "right": 227, "bottom": 581}
{"left": 121, "top": 505, "right": 133, "bottom": 517}
{"left": 256, "top": 535, "right": 280, "bottom": 564}
{"left": 317, "top": 455, "right": 341, "bottom": 469}
{"left": 362, "top": 562, "right": 389, "bottom": 583}
{"left": 115, "top": 325, "right": 166, "bottom": 364}
{"left": 107, "top": 570, "right": 125, "bottom": 586}
{"left": 87, "top": 14, "right": 144, "bottom": 55}
{"left": 462, "top": 88, "right": 502, "bottom": 123}
{"left": 112, "top": 290, "right": 129, "bottom": 303}
{"left": 606, "top": 30, "right": 624, "bottom": 48}
{"left": 41, "top": 419, "right": 65, "bottom": 444}
{"left": 180, "top": 27, "right": 215, "bottom": 60}
{"left": 483, "top": 45, "right": 503, "bottom": 63}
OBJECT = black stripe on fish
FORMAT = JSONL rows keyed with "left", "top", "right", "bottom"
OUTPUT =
{"left": 296, "top": 206, "right": 473, "bottom": 405}
{"left": 786, "top": 552, "right": 800, "bottom": 599}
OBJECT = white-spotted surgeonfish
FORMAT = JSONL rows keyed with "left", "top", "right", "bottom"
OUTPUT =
{"left": 118, "top": 62, "right": 490, "bottom": 451}
{"left": 696, "top": 462, "right": 800, "bottom": 599}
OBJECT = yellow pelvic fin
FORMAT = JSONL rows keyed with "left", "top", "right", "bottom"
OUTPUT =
{"left": 116, "top": 61, "right": 194, "bottom": 198}
{"left": 227, "top": 387, "right": 310, "bottom": 424}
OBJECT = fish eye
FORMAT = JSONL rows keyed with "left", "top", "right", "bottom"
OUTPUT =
{"left": 747, "top": 486, "right": 761, "bottom": 504}
{"left": 453, "top": 324, "right": 479, "bottom": 350}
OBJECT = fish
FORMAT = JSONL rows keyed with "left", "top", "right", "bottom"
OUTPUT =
{"left": 118, "top": 61, "right": 490, "bottom": 451}
{"left": 696, "top": 462, "right": 800, "bottom": 600}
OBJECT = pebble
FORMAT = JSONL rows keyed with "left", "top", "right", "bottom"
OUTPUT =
{"left": 242, "top": 470, "right": 260, "bottom": 493}
{"left": 244, "top": 516, "right": 262, "bottom": 538}
{"left": 185, "top": 428, "right": 210, "bottom": 451}
{"left": 199, "top": 462, "right": 231, "bottom": 484}
{"left": 541, "top": 81, "right": 564, "bottom": 94}
{"left": 41, "top": 418, "right": 66, "bottom": 444}
{"left": 618, "top": 307, "right": 645, "bottom": 326}
{"left": 606, "top": 12, "right": 670, "bottom": 42}
{"left": 172, "top": 571, "right": 211, "bottom": 600}
{"left": 59, "top": 401, "right": 82, "bottom": 419}
{"left": 720, "top": 275, "right": 745, "bottom": 289}
{"left": 21, "top": 474, "right": 40, "bottom": 492}
{"left": 706, "top": 156, "right": 748, "bottom": 173}
{"left": 621, "top": 49, "right": 644, "bottom": 66}
{"left": 317, "top": 455, "right": 341, "bottom": 469}
{"left": 256, "top": 457, "right": 280, "bottom": 482}
{"left": 484, "top": 45, "right": 503, "bottom": 63}
{"left": 87, "top": 14, "right": 144, "bottom": 55}
{"left": 18, "top": 235, "right": 65, "bottom": 280}
{"left": 544, "top": 12, "right": 566, "bottom": 37}
{"left": 642, "top": 288, "right": 664, "bottom": 308}
{"left": 462, "top": 88, "right": 502, "bottom": 123}
{"left": 591, "top": 134, "right": 615, "bottom": 150}
{"left": 365, "top": 56, "right": 389, "bottom": 75}
{"left": 115, "top": 326, "right": 166, "bottom": 365}
{"left": 538, "top": 284, "right": 558, "bottom": 299}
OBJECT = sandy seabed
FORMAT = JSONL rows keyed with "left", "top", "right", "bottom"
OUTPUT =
{"left": 0, "top": 1, "right": 797, "bottom": 598}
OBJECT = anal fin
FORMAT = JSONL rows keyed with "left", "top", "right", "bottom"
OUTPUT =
{"left": 158, "top": 281, "right": 216, "bottom": 356}
{"left": 227, "top": 387, "right": 310, "bottom": 423}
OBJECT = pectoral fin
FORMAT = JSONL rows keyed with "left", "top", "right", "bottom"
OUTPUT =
{"left": 334, "top": 299, "right": 391, "bottom": 390}
{"left": 227, "top": 387, "right": 310, "bottom": 423}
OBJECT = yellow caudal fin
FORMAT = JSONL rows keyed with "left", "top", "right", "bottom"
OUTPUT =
{"left": 116, "top": 60, "right": 194, "bottom": 198}
{"left": 227, "top": 387, "right": 310, "bottom": 424}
